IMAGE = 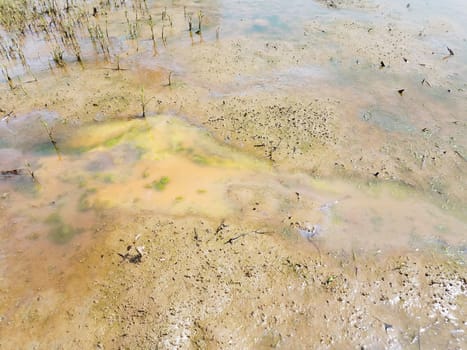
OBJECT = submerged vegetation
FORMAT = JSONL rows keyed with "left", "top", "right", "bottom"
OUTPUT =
{"left": 0, "top": 0, "right": 209, "bottom": 81}
{"left": 148, "top": 175, "right": 170, "bottom": 190}
{"left": 46, "top": 212, "right": 79, "bottom": 244}
{"left": 0, "top": 0, "right": 28, "bottom": 31}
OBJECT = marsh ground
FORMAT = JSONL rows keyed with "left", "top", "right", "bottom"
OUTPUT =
{"left": 0, "top": 0, "right": 465, "bottom": 348}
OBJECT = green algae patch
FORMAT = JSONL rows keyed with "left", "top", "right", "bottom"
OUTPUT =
{"left": 370, "top": 215, "right": 383, "bottom": 230}
{"left": 309, "top": 178, "right": 341, "bottom": 194}
{"left": 365, "top": 180, "right": 414, "bottom": 200}
{"left": 173, "top": 142, "right": 186, "bottom": 153}
{"left": 66, "top": 121, "right": 150, "bottom": 152}
{"left": 99, "top": 173, "right": 116, "bottom": 184}
{"left": 330, "top": 211, "right": 343, "bottom": 225}
{"left": 46, "top": 212, "right": 79, "bottom": 244}
{"left": 32, "top": 142, "right": 57, "bottom": 156}
{"left": 26, "top": 232, "right": 40, "bottom": 241}
{"left": 147, "top": 176, "right": 170, "bottom": 191}
{"left": 102, "top": 133, "right": 125, "bottom": 148}
{"left": 78, "top": 188, "right": 97, "bottom": 212}
{"left": 191, "top": 154, "right": 211, "bottom": 165}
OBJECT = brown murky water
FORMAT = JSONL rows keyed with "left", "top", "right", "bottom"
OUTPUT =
{"left": 0, "top": 0, "right": 466, "bottom": 348}
{"left": 1, "top": 112, "right": 464, "bottom": 300}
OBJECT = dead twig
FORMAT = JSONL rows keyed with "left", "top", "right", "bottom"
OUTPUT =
{"left": 25, "top": 162, "right": 38, "bottom": 184}
{"left": 224, "top": 230, "right": 270, "bottom": 244}
{"left": 454, "top": 150, "right": 466, "bottom": 162}
{"left": 40, "top": 118, "right": 61, "bottom": 160}
{"left": 215, "top": 219, "right": 227, "bottom": 234}
{"left": 1, "top": 111, "right": 14, "bottom": 122}
{"left": 442, "top": 46, "right": 455, "bottom": 60}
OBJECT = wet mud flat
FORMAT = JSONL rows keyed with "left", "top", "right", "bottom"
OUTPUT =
{"left": 87, "top": 218, "right": 466, "bottom": 349}
{"left": 0, "top": 114, "right": 465, "bottom": 349}
{"left": 0, "top": 0, "right": 466, "bottom": 348}
{"left": 1, "top": 213, "right": 465, "bottom": 349}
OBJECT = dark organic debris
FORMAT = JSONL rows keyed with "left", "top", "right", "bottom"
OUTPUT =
{"left": 224, "top": 233, "right": 248, "bottom": 244}
{"left": 215, "top": 219, "right": 227, "bottom": 235}
{"left": 0, "top": 165, "right": 37, "bottom": 183}
{"left": 194, "top": 228, "right": 200, "bottom": 242}
{"left": 1, "top": 168, "right": 27, "bottom": 177}
{"left": 443, "top": 47, "right": 455, "bottom": 60}
{"left": 206, "top": 97, "right": 336, "bottom": 163}
{"left": 118, "top": 244, "right": 144, "bottom": 264}
{"left": 384, "top": 323, "right": 393, "bottom": 332}
{"left": 224, "top": 230, "right": 269, "bottom": 244}
{"left": 398, "top": 89, "right": 405, "bottom": 96}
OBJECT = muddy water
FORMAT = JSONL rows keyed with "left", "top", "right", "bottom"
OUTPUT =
{"left": 0, "top": 115, "right": 253, "bottom": 284}
{"left": 0, "top": 112, "right": 465, "bottom": 301}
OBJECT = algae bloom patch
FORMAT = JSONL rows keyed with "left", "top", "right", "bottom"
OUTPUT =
{"left": 46, "top": 212, "right": 80, "bottom": 244}
{"left": 148, "top": 176, "right": 170, "bottom": 191}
